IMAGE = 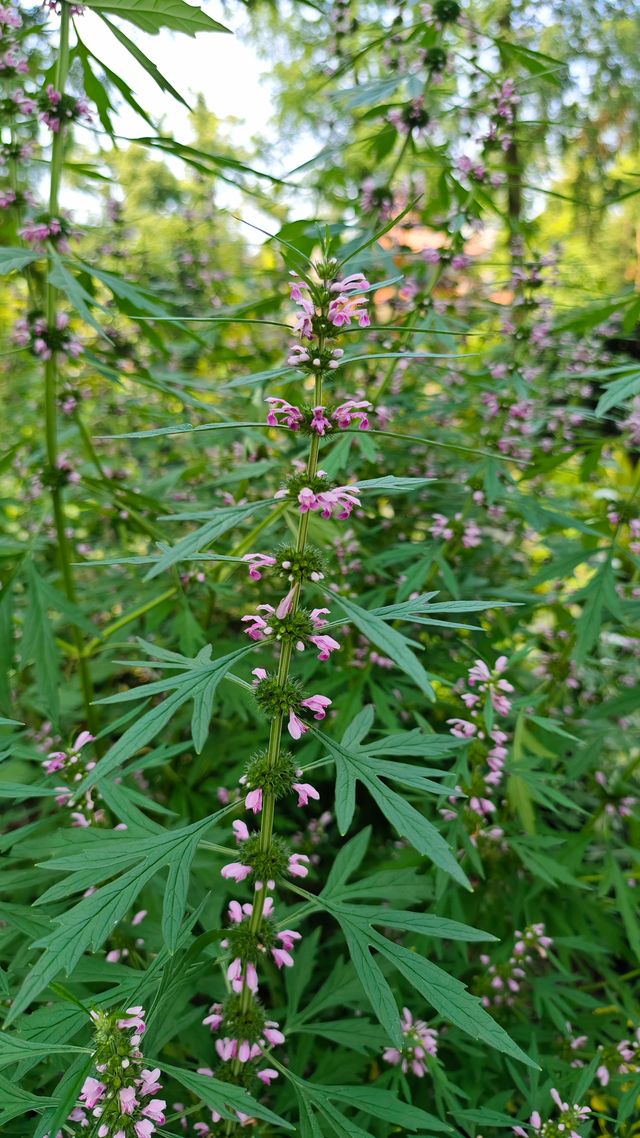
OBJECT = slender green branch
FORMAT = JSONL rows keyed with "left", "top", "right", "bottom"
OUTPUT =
{"left": 42, "top": 2, "right": 98, "bottom": 735}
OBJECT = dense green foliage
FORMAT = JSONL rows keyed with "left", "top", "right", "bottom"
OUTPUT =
{"left": 0, "top": 2, "right": 639, "bottom": 1137}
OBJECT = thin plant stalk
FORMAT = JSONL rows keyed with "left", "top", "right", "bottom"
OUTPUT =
{"left": 43, "top": 1, "right": 97, "bottom": 734}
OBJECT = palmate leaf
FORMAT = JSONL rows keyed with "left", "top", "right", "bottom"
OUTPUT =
{"left": 326, "top": 906, "right": 536, "bottom": 1068}
{"left": 78, "top": 643, "right": 253, "bottom": 793}
{"left": 83, "top": 0, "right": 230, "bottom": 35}
{"left": 327, "top": 591, "right": 435, "bottom": 697}
{"left": 314, "top": 712, "right": 467, "bottom": 886}
{"left": 6, "top": 812, "right": 222, "bottom": 1023}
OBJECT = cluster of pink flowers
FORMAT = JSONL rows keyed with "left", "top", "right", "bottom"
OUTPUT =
{"left": 290, "top": 270, "right": 371, "bottom": 338}
{"left": 39, "top": 83, "right": 91, "bottom": 131}
{"left": 13, "top": 310, "right": 82, "bottom": 360}
{"left": 266, "top": 396, "right": 372, "bottom": 433}
{"left": 596, "top": 1028, "right": 640, "bottom": 1086}
{"left": 19, "top": 213, "right": 73, "bottom": 250}
{"left": 465, "top": 655, "right": 514, "bottom": 716}
{"left": 45, "top": 1007, "right": 165, "bottom": 1138}
{"left": 0, "top": 2, "right": 22, "bottom": 29}
{"left": 513, "top": 1088, "right": 591, "bottom": 1138}
{"left": 43, "top": 729, "right": 111, "bottom": 828}
{"left": 594, "top": 770, "right": 637, "bottom": 819}
{"left": 479, "top": 923, "right": 553, "bottom": 1009}
{"left": 456, "top": 154, "right": 505, "bottom": 187}
{"left": 221, "top": 815, "right": 311, "bottom": 882}
{"left": 251, "top": 667, "right": 331, "bottom": 741}
{"left": 0, "top": 45, "right": 27, "bottom": 73}
{"left": 0, "top": 186, "right": 34, "bottom": 208}
{"left": 430, "top": 511, "right": 482, "bottom": 548}
{"left": 241, "top": 591, "right": 340, "bottom": 662}
{"left": 382, "top": 1007, "right": 438, "bottom": 1077}
{"left": 275, "top": 473, "right": 361, "bottom": 520}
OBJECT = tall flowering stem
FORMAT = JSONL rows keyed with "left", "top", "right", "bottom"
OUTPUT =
{"left": 214, "top": 253, "right": 371, "bottom": 1113}
{"left": 42, "top": 1, "right": 97, "bottom": 732}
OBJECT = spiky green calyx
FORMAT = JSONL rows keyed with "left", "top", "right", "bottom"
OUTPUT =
{"left": 253, "top": 674, "right": 304, "bottom": 719}
{"left": 242, "top": 834, "right": 291, "bottom": 882}
{"left": 245, "top": 749, "right": 297, "bottom": 800}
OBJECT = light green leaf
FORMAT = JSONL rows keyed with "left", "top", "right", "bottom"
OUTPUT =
{"left": 83, "top": 0, "right": 231, "bottom": 35}
{"left": 99, "top": 14, "right": 191, "bottom": 105}
{"left": 316, "top": 726, "right": 467, "bottom": 886}
{"left": 0, "top": 247, "right": 39, "bottom": 274}
{"left": 160, "top": 1064, "right": 293, "bottom": 1128}
{"left": 144, "top": 500, "right": 272, "bottom": 580}
{"left": 80, "top": 644, "right": 252, "bottom": 791}
{"left": 6, "top": 814, "right": 219, "bottom": 1022}
{"left": 328, "top": 590, "right": 435, "bottom": 698}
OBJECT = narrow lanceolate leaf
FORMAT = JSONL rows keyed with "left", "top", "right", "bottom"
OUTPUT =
{"left": 0, "top": 247, "right": 39, "bottom": 273}
{"left": 0, "top": 1037, "right": 91, "bottom": 1069}
{"left": 328, "top": 589, "right": 435, "bottom": 698}
{"left": 315, "top": 726, "right": 468, "bottom": 887}
{"left": 288, "top": 1073, "right": 453, "bottom": 1134}
{"left": 354, "top": 475, "right": 435, "bottom": 494}
{"left": 80, "top": 644, "right": 252, "bottom": 791}
{"left": 83, "top": 0, "right": 231, "bottom": 35}
{"left": 98, "top": 15, "right": 192, "bottom": 106}
{"left": 144, "top": 499, "right": 273, "bottom": 579}
{"left": 6, "top": 814, "right": 220, "bottom": 1022}
{"left": 160, "top": 1064, "right": 294, "bottom": 1129}
{"left": 0, "top": 1075, "right": 57, "bottom": 1124}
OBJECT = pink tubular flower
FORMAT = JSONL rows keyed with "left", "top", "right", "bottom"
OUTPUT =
{"left": 468, "top": 659, "right": 491, "bottom": 686}
{"left": 203, "top": 1003, "right": 224, "bottom": 1031}
{"left": 287, "top": 710, "right": 309, "bottom": 740}
{"left": 79, "top": 1076, "right": 106, "bottom": 1109}
{"left": 328, "top": 293, "right": 370, "bottom": 328}
{"left": 300, "top": 693, "right": 331, "bottom": 720}
{"left": 232, "top": 819, "right": 249, "bottom": 842}
{"left": 134, "top": 1123, "right": 155, "bottom": 1138}
{"left": 309, "top": 632, "right": 340, "bottom": 661}
{"left": 257, "top": 1068, "right": 278, "bottom": 1085}
{"left": 447, "top": 717, "right": 477, "bottom": 738}
{"left": 333, "top": 399, "right": 372, "bottom": 429}
{"left": 329, "top": 272, "right": 371, "bottom": 294}
{"left": 292, "top": 782, "right": 320, "bottom": 807}
{"left": 241, "top": 611, "right": 272, "bottom": 641}
{"left": 263, "top": 1020, "right": 286, "bottom": 1046}
{"left": 242, "top": 553, "right": 276, "bottom": 580}
{"left": 119, "top": 1086, "right": 138, "bottom": 1114}
{"left": 245, "top": 787, "right": 263, "bottom": 813}
{"left": 221, "top": 862, "right": 252, "bottom": 882}
{"left": 140, "top": 1068, "right": 162, "bottom": 1097}
{"left": 266, "top": 397, "right": 305, "bottom": 429}
{"left": 310, "top": 406, "right": 332, "bottom": 435}
{"left": 117, "top": 1006, "right": 146, "bottom": 1034}
{"left": 142, "top": 1100, "right": 166, "bottom": 1123}
{"left": 288, "top": 853, "right": 310, "bottom": 878}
